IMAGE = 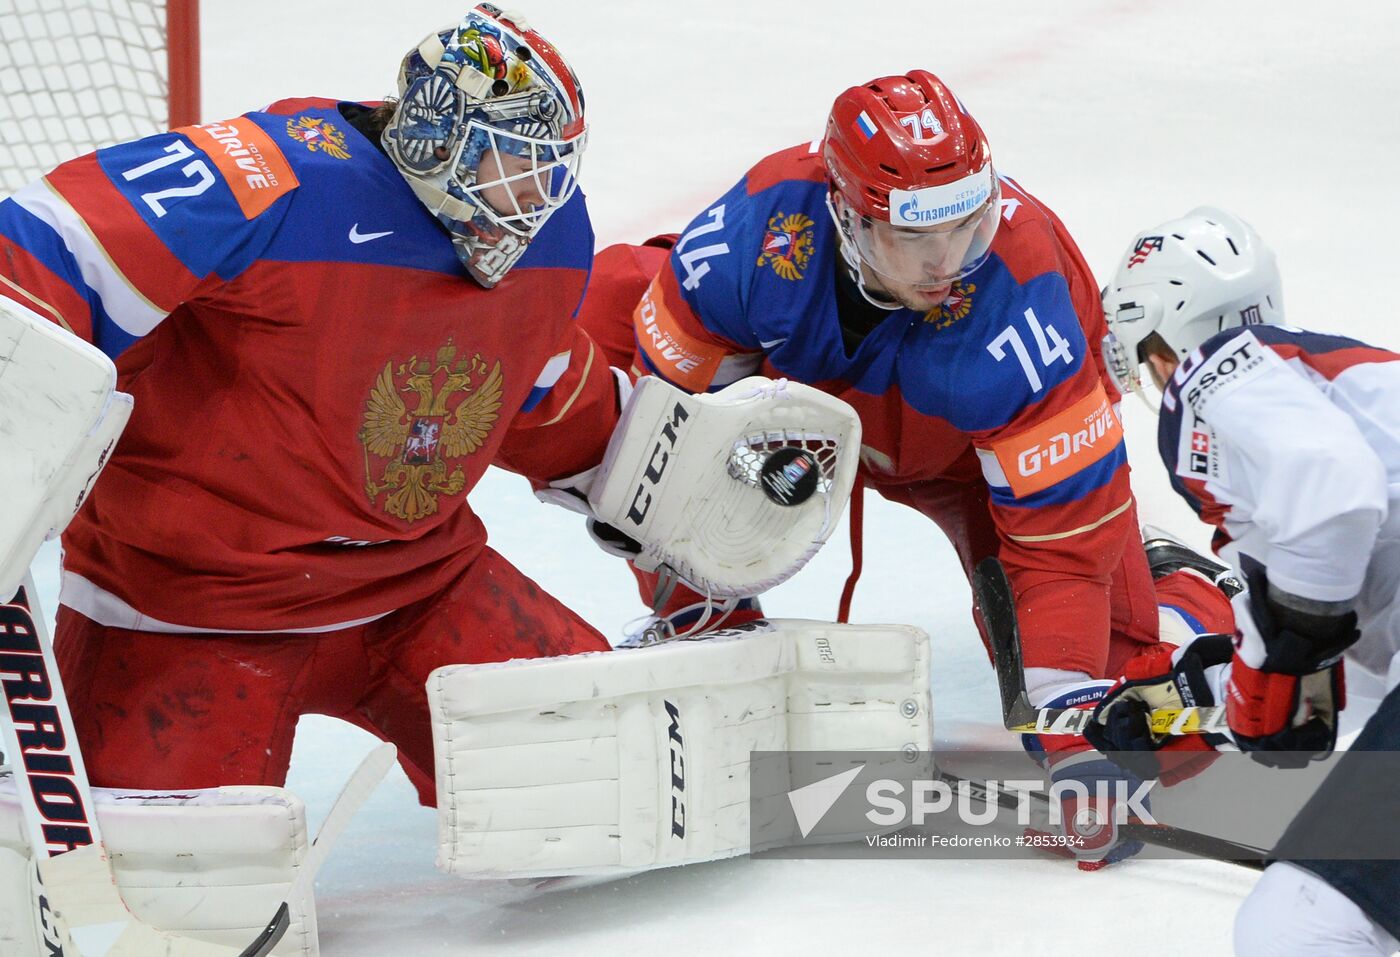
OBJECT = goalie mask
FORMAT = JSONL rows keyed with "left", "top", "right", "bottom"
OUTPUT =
{"left": 383, "top": 4, "right": 586, "bottom": 287}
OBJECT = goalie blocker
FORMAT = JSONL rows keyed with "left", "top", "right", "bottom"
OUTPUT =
{"left": 428, "top": 618, "right": 931, "bottom": 878}
{"left": 0, "top": 299, "right": 132, "bottom": 600}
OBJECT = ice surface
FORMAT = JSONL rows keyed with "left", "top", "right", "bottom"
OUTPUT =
{"left": 26, "top": 1, "right": 1400, "bottom": 952}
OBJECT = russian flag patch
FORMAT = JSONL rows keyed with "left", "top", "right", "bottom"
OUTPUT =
{"left": 520, "top": 350, "right": 571, "bottom": 413}
{"left": 855, "top": 111, "right": 877, "bottom": 139}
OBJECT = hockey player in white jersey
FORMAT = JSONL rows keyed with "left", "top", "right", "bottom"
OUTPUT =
{"left": 1090, "top": 206, "right": 1400, "bottom": 956}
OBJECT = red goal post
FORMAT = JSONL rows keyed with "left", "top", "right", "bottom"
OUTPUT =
{"left": 0, "top": 0, "right": 200, "bottom": 195}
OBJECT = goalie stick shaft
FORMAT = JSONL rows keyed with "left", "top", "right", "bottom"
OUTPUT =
{"left": 0, "top": 576, "right": 287, "bottom": 956}
{"left": 240, "top": 741, "right": 397, "bottom": 956}
{"left": 973, "top": 557, "right": 1226, "bottom": 736}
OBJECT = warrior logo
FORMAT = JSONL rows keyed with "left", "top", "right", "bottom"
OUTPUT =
{"left": 1127, "top": 235, "right": 1164, "bottom": 268}
{"left": 285, "top": 115, "right": 351, "bottom": 160}
{"left": 924, "top": 280, "right": 976, "bottom": 329}
{"left": 756, "top": 212, "right": 816, "bottom": 281}
{"left": 0, "top": 588, "right": 97, "bottom": 858}
{"left": 360, "top": 342, "right": 504, "bottom": 522}
{"left": 1239, "top": 303, "right": 1263, "bottom": 325}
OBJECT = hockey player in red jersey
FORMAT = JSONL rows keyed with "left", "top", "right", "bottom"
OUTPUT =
{"left": 1089, "top": 208, "right": 1400, "bottom": 953}
{"left": 0, "top": 5, "right": 623, "bottom": 806}
{"left": 576, "top": 71, "right": 1237, "bottom": 866}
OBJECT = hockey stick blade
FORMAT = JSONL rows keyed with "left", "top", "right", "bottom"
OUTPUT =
{"left": 972, "top": 557, "right": 1225, "bottom": 735}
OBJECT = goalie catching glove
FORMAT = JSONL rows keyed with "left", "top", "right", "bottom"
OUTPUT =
{"left": 542, "top": 375, "right": 862, "bottom": 599}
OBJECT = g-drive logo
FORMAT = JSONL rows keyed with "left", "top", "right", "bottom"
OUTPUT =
{"left": 788, "top": 766, "right": 1156, "bottom": 838}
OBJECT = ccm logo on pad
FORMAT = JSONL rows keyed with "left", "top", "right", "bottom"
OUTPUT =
{"left": 990, "top": 385, "right": 1122, "bottom": 498}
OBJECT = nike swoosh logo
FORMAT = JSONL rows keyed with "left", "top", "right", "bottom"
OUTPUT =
{"left": 349, "top": 224, "right": 394, "bottom": 244}
{"left": 760, "top": 337, "right": 788, "bottom": 349}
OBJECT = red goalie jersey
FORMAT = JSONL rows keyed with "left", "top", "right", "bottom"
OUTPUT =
{"left": 0, "top": 98, "right": 619, "bottom": 633}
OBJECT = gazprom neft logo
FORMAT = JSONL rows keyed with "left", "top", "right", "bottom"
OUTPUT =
{"left": 889, "top": 166, "right": 994, "bottom": 226}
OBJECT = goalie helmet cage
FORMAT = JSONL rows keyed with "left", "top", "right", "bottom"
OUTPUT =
{"left": 0, "top": 0, "right": 200, "bottom": 196}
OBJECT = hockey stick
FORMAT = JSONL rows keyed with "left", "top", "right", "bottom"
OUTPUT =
{"left": 965, "top": 558, "right": 1267, "bottom": 870}
{"left": 241, "top": 741, "right": 398, "bottom": 955}
{"left": 0, "top": 575, "right": 327, "bottom": 957}
{"left": 935, "top": 769, "right": 1268, "bottom": 870}
{"left": 973, "top": 557, "right": 1226, "bottom": 736}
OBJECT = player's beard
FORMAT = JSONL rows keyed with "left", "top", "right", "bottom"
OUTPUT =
{"left": 861, "top": 266, "right": 953, "bottom": 311}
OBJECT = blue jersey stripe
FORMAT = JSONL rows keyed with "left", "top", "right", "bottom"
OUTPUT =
{"left": 988, "top": 442, "right": 1127, "bottom": 509}
{"left": 0, "top": 202, "right": 141, "bottom": 359}
{"left": 0, "top": 203, "right": 93, "bottom": 309}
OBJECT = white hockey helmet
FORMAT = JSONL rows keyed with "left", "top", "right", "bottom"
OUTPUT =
{"left": 383, "top": 4, "right": 586, "bottom": 288}
{"left": 1101, "top": 206, "right": 1283, "bottom": 399}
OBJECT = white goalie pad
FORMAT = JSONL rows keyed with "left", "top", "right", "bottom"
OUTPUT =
{"left": 0, "top": 775, "right": 318, "bottom": 956}
{"left": 428, "top": 619, "right": 931, "bottom": 879}
{"left": 587, "top": 376, "right": 861, "bottom": 597}
{"left": 0, "top": 299, "right": 132, "bottom": 599}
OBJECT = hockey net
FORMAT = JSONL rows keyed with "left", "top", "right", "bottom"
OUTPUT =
{"left": 0, "top": 0, "right": 199, "bottom": 196}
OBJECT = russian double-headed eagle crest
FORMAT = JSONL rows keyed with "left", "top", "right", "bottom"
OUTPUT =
{"left": 923, "top": 280, "right": 976, "bottom": 330}
{"left": 285, "top": 115, "right": 351, "bottom": 160}
{"left": 756, "top": 212, "right": 815, "bottom": 280}
{"left": 359, "top": 342, "right": 503, "bottom": 522}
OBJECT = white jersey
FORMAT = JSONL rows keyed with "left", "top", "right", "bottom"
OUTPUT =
{"left": 1159, "top": 325, "right": 1400, "bottom": 678}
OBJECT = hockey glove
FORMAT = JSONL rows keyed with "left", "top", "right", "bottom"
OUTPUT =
{"left": 1226, "top": 557, "right": 1358, "bottom": 768}
{"left": 1084, "top": 635, "right": 1233, "bottom": 786}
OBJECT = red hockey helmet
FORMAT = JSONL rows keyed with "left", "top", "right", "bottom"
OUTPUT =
{"left": 823, "top": 71, "right": 999, "bottom": 290}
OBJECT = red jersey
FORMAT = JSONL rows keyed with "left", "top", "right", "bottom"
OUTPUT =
{"left": 623, "top": 143, "right": 1138, "bottom": 672}
{"left": 0, "top": 98, "right": 618, "bottom": 631}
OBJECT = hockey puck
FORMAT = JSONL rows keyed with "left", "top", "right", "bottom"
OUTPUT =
{"left": 759, "top": 447, "right": 820, "bottom": 506}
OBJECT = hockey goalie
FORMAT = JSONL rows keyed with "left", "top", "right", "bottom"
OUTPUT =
{"left": 0, "top": 7, "right": 931, "bottom": 953}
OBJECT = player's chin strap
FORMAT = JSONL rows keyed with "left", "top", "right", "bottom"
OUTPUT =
{"left": 825, "top": 191, "right": 902, "bottom": 313}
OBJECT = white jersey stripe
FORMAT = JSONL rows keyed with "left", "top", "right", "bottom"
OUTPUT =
{"left": 61, "top": 572, "right": 391, "bottom": 634}
{"left": 11, "top": 179, "right": 167, "bottom": 337}
{"left": 533, "top": 350, "right": 572, "bottom": 389}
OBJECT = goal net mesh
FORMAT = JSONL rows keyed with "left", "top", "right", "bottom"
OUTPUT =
{"left": 0, "top": 0, "right": 172, "bottom": 195}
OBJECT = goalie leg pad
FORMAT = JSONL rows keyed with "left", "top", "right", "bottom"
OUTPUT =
{"left": 428, "top": 619, "right": 931, "bottom": 878}
{"left": 0, "top": 775, "right": 319, "bottom": 956}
